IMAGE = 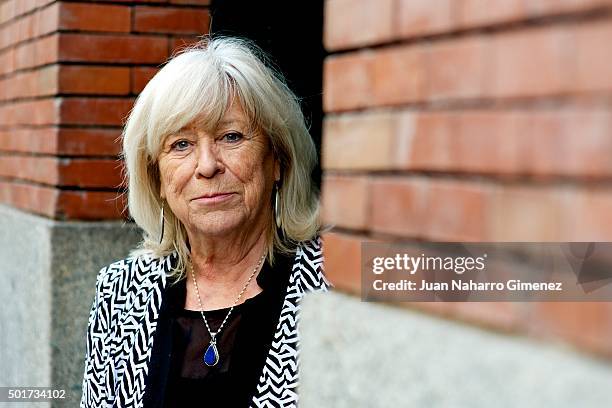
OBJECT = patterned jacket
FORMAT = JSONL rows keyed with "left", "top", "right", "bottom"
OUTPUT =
{"left": 80, "top": 236, "right": 330, "bottom": 407}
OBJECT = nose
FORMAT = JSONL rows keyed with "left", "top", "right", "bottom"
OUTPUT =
{"left": 194, "top": 139, "right": 223, "bottom": 179}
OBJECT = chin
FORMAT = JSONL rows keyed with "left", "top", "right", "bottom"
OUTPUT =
{"left": 190, "top": 212, "right": 246, "bottom": 237}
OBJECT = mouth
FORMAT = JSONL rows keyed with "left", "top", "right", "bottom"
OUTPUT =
{"left": 192, "top": 192, "right": 236, "bottom": 204}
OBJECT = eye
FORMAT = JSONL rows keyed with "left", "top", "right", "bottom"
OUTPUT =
{"left": 170, "top": 139, "right": 192, "bottom": 151}
{"left": 222, "top": 132, "right": 244, "bottom": 143}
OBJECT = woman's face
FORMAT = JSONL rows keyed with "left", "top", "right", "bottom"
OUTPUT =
{"left": 157, "top": 103, "right": 279, "bottom": 239}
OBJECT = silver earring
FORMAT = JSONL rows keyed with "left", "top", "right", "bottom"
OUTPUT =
{"left": 274, "top": 182, "right": 282, "bottom": 229}
{"left": 159, "top": 203, "right": 165, "bottom": 244}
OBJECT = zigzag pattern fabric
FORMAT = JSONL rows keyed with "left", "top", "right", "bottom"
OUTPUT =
{"left": 80, "top": 236, "right": 331, "bottom": 407}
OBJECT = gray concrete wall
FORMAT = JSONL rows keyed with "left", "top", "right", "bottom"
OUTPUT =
{"left": 0, "top": 205, "right": 141, "bottom": 407}
{"left": 299, "top": 291, "right": 612, "bottom": 408}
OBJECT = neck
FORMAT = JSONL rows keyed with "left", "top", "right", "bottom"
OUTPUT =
{"left": 186, "top": 218, "right": 270, "bottom": 295}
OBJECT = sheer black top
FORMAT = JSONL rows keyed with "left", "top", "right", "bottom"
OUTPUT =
{"left": 158, "top": 250, "right": 293, "bottom": 407}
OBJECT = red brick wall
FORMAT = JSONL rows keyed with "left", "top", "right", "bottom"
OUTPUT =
{"left": 0, "top": 0, "right": 209, "bottom": 220}
{"left": 321, "top": 0, "right": 612, "bottom": 358}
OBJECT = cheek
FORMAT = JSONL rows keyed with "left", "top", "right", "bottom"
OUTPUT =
{"left": 224, "top": 145, "right": 272, "bottom": 202}
{"left": 238, "top": 153, "right": 275, "bottom": 203}
{"left": 159, "top": 159, "right": 192, "bottom": 197}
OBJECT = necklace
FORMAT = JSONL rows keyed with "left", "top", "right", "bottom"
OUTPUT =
{"left": 189, "top": 253, "right": 266, "bottom": 367}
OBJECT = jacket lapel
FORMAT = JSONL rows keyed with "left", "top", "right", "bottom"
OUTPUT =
{"left": 112, "top": 253, "right": 173, "bottom": 407}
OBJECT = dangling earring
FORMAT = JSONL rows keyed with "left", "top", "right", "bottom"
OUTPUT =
{"left": 159, "top": 202, "right": 165, "bottom": 244}
{"left": 274, "top": 181, "right": 282, "bottom": 229}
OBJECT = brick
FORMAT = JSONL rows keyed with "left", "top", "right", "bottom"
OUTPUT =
{"left": 323, "top": 51, "right": 374, "bottom": 112}
{"left": 36, "top": 2, "right": 60, "bottom": 37}
{"left": 11, "top": 35, "right": 58, "bottom": 73}
{"left": 57, "top": 128, "right": 122, "bottom": 156}
{"left": 59, "top": 3, "right": 130, "bottom": 33}
{"left": 0, "top": 127, "right": 58, "bottom": 154}
{"left": 35, "top": 34, "right": 59, "bottom": 67}
{"left": 321, "top": 232, "right": 364, "bottom": 295}
{"left": 370, "top": 177, "right": 489, "bottom": 241}
{"left": 4, "top": 71, "right": 39, "bottom": 100}
{"left": 322, "top": 111, "right": 396, "bottom": 170}
{"left": 400, "top": 111, "right": 454, "bottom": 172}
{"left": 574, "top": 21, "right": 612, "bottom": 92}
{"left": 58, "top": 33, "right": 167, "bottom": 64}
{"left": 169, "top": 0, "right": 211, "bottom": 4}
{"left": 57, "top": 190, "right": 127, "bottom": 220}
{"left": 397, "top": 0, "right": 454, "bottom": 38}
{"left": 326, "top": 109, "right": 612, "bottom": 177}
{"left": 0, "top": 48, "right": 14, "bottom": 76}
{"left": 528, "top": 302, "right": 612, "bottom": 357}
{"left": 0, "top": 4, "right": 59, "bottom": 49}
{"left": 488, "top": 185, "right": 567, "bottom": 241}
{"left": 0, "top": 2, "right": 17, "bottom": 27}
{"left": 59, "top": 66, "right": 130, "bottom": 95}
{"left": 425, "top": 36, "right": 489, "bottom": 100}
{"left": 0, "top": 180, "right": 58, "bottom": 217}
{"left": 11, "top": 34, "right": 59, "bottom": 71}
{"left": 324, "top": 110, "right": 522, "bottom": 175}
{"left": 131, "top": 66, "right": 158, "bottom": 94}
{"left": 18, "top": 10, "right": 34, "bottom": 40}
{"left": 323, "top": 22, "right": 612, "bottom": 110}
{"left": 59, "top": 159, "right": 124, "bottom": 188}
{"left": 0, "top": 99, "right": 58, "bottom": 126}
{"left": 456, "top": 0, "right": 528, "bottom": 28}
{"left": 370, "top": 177, "right": 429, "bottom": 238}
{"left": 133, "top": 6, "right": 210, "bottom": 35}
{"left": 321, "top": 174, "right": 369, "bottom": 229}
{"left": 371, "top": 45, "right": 426, "bottom": 106}
{"left": 528, "top": 0, "right": 612, "bottom": 16}
{"left": 560, "top": 111, "right": 612, "bottom": 177}
{"left": 517, "top": 110, "right": 612, "bottom": 178}
{"left": 0, "top": 154, "right": 58, "bottom": 185}
{"left": 324, "top": 0, "right": 394, "bottom": 51}
{"left": 13, "top": 40, "right": 35, "bottom": 69}
{"left": 13, "top": 0, "right": 39, "bottom": 19}
{"left": 458, "top": 0, "right": 612, "bottom": 29}
{"left": 519, "top": 111, "right": 578, "bottom": 177}
{"left": 450, "top": 111, "right": 523, "bottom": 175}
{"left": 0, "top": 65, "right": 58, "bottom": 101}
{"left": 489, "top": 27, "right": 573, "bottom": 98}
{"left": 424, "top": 179, "right": 488, "bottom": 241}
{"left": 0, "top": 155, "right": 123, "bottom": 187}
{"left": 568, "top": 188, "right": 612, "bottom": 241}
{"left": 59, "top": 97, "right": 135, "bottom": 126}
{"left": 488, "top": 185, "right": 612, "bottom": 241}
{"left": 0, "top": 127, "right": 121, "bottom": 156}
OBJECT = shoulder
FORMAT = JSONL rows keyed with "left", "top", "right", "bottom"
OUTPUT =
{"left": 292, "top": 234, "right": 333, "bottom": 293}
{"left": 94, "top": 250, "right": 176, "bottom": 296}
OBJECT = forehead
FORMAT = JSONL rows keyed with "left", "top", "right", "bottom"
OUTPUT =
{"left": 182, "top": 102, "right": 250, "bottom": 132}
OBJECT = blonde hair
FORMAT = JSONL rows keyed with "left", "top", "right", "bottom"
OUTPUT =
{"left": 121, "top": 36, "right": 320, "bottom": 283}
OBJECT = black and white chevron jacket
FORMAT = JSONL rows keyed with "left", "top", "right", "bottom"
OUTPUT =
{"left": 80, "top": 236, "right": 330, "bottom": 408}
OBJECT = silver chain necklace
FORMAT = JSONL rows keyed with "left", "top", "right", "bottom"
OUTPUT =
{"left": 189, "top": 253, "right": 266, "bottom": 367}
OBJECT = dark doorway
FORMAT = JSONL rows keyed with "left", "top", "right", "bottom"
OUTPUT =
{"left": 210, "top": 0, "right": 325, "bottom": 188}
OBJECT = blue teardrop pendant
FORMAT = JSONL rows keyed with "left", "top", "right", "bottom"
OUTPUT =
{"left": 204, "top": 340, "right": 219, "bottom": 366}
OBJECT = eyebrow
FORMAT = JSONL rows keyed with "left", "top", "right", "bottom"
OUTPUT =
{"left": 173, "top": 116, "right": 247, "bottom": 133}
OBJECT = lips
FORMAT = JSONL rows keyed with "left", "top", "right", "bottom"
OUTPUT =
{"left": 194, "top": 193, "right": 233, "bottom": 200}
{"left": 191, "top": 192, "right": 236, "bottom": 204}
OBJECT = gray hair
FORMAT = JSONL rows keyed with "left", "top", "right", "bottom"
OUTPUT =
{"left": 121, "top": 36, "right": 320, "bottom": 283}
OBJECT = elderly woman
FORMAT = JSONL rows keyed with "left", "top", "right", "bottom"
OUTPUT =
{"left": 80, "top": 37, "right": 331, "bottom": 408}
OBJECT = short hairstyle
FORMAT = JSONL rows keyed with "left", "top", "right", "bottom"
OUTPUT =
{"left": 121, "top": 36, "right": 320, "bottom": 283}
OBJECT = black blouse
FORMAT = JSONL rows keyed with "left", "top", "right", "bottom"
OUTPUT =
{"left": 143, "top": 249, "right": 293, "bottom": 408}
